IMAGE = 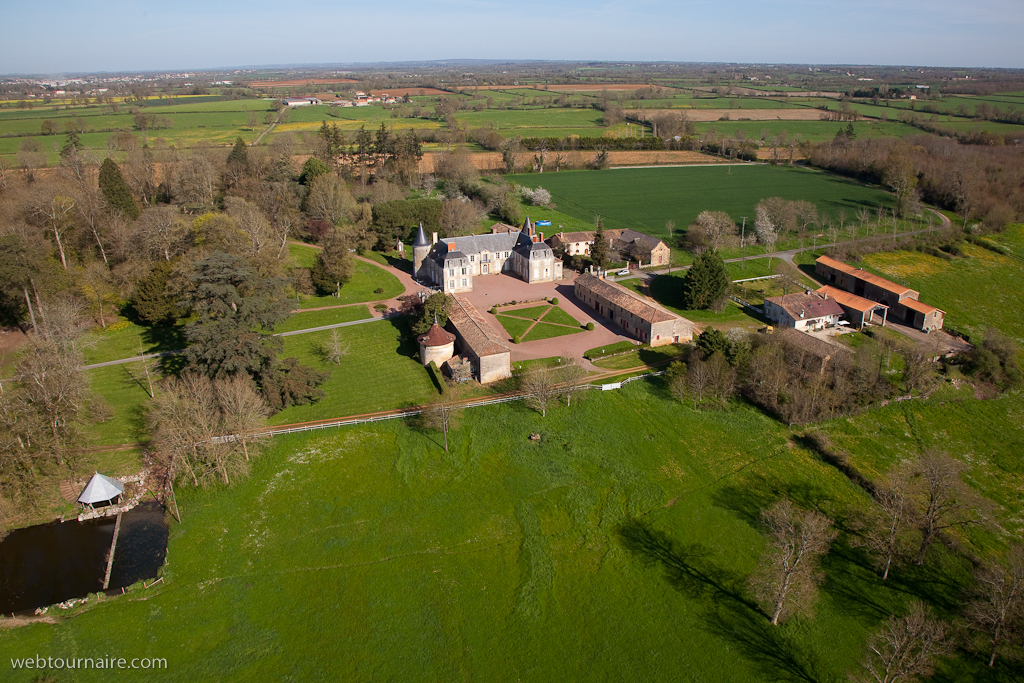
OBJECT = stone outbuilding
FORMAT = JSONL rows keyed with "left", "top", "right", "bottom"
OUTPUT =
{"left": 417, "top": 322, "right": 456, "bottom": 368}
{"left": 817, "top": 285, "right": 888, "bottom": 330}
{"left": 446, "top": 296, "right": 511, "bottom": 384}
{"left": 815, "top": 255, "right": 944, "bottom": 331}
{"left": 573, "top": 272, "right": 692, "bottom": 346}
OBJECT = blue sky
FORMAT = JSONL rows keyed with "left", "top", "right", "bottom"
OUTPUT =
{"left": 3, "top": 0, "right": 1022, "bottom": 74}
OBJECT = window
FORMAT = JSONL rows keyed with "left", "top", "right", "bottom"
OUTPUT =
{"left": 461, "top": 278, "right": 467, "bottom": 288}
{"left": 461, "top": 267, "right": 467, "bottom": 275}
{"left": 449, "top": 269, "right": 454, "bottom": 277}
{"left": 449, "top": 280, "right": 455, "bottom": 289}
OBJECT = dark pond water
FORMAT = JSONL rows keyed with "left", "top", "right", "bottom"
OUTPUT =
{"left": 0, "top": 502, "right": 169, "bottom": 614}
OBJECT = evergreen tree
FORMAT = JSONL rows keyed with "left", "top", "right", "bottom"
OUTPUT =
{"left": 98, "top": 157, "right": 140, "bottom": 220}
{"left": 60, "top": 130, "right": 82, "bottom": 158}
{"left": 413, "top": 292, "right": 453, "bottom": 335}
{"left": 681, "top": 249, "right": 729, "bottom": 310}
{"left": 299, "top": 157, "right": 330, "bottom": 185}
{"left": 310, "top": 230, "right": 354, "bottom": 297}
{"left": 131, "top": 260, "right": 183, "bottom": 325}
{"left": 696, "top": 328, "right": 730, "bottom": 358}
{"left": 227, "top": 136, "right": 249, "bottom": 168}
{"left": 591, "top": 217, "right": 610, "bottom": 268}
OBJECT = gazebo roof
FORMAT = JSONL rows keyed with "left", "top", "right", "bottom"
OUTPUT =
{"left": 78, "top": 472, "right": 124, "bottom": 505}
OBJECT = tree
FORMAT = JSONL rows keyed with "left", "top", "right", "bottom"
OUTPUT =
{"left": 304, "top": 174, "right": 355, "bottom": 226}
{"left": 862, "top": 465, "right": 915, "bottom": 580}
{"left": 299, "top": 157, "right": 330, "bottom": 185}
{"left": 559, "top": 354, "right": 588, "bottom": 408}
{"left": 911, "top": 452, "right": 988, "bottom": 565}
{"left": 695, "top": 327, "right": 730, "bottom": 358}
{"left": 321, "top": 329, "right": 350, "bottom": 365}
{"left": 131, "top": 260, "right": 184, "bottom": 325}
{"left": 750, "top": 500, "right": 837, "bottom": 625}
{"left": 963, "top": 545, "right": 1024, "bottom": 667}
{"left": 686, "top": 357, "right": 712, "bottom": 408}
{"left": 181, "top": 253, "right": 324, "bottom": 411}
{"left": 680, "top": 250, "right": 728, "bottom": 310}
{"left": 97, "top": 158, "right": 140, "bottom": 220}
{"left": 521, "top": 366, "right": 557, "bottom": 417}
{"left": 227, "top": 136, "right": 249, "bottom": 169}
{"left": 412, "top": 292, "right": 453, "bottom": 335}
{"left": 422, "top": 390, "right": 463, "bottom": 452}
{"left": 310, "top": 229, "right": 354, "bottom": 297}
{"left": 688, "top": 211, "right": 736, "bottom": 252}
{"left": 216, "top": 374, "right": 270, "bottom": 463}
{"left": 754, "top": 206, "right": 779, "bottom": 268}
{"left": 883, "top": 145, "right": 919, "bottom": 218}
{"left": 441, "top": 197, "right": 482, "bottom": 237}
{"left": 591, "top": 217, "right": 611, "bottom": 268}
{"left": 665, "top": 360, "right": 689, "bottom": 403}
{"left": 857, "top": 602, "right": 951, "bottom": 683}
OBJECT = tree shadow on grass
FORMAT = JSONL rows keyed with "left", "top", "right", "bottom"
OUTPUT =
{"left": 618, "top": 518, "right": 825, "bottom": 683}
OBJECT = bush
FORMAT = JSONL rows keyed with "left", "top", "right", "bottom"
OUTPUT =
{"left": 512, "top": 335, "right": 521, "bottom": 344}
{"left": 586, "top": 322, "right": 595, "bottom": 331}
{"left": 550, "top": 297, "right": 559, "bottom": 305}
{"left": 490, "top": 306, "right": 497, "bottom": 315}
{"left": 374, "top": 287, "right": 384, "bottom": 294}
{"left": 374, "top": 303, "right": 388, "bottom": 312}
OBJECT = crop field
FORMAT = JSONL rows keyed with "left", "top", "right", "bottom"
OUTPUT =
{"left": 456, "top": 108, "right": 606, "bottom": 131}
{"left": 509, "top": 165, "right": 894, "bottom": 242}
{"left": 691, "top": 119, "right": 923, "bottom": 143}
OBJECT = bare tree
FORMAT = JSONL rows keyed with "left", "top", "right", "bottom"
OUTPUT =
{"left": 749, "top": 500, "right": 837, "bottom": 625}
{"left": 857, "top": 601, "right": 951, "bottom": 683}
{"left": 862, "top": 464, "right": 915, "bottom": 580}
{"left": 665, "top": 360, "right": 689, "bottom": 403}
{"left": 686, "top": 357, "right": 712, "bottom": 408}
{"left": 665, "top": 219, "right": 676, "bottom": 246}
{"left": 963, "top": 544, "right": 1024, "bottom": 667}
{"left": 422, "top": 391, "right": 463, "bottom": 452}
{"left": 912, "top": 452, "right": 988, "bottom": 565}
{"left": 217, "top": 375, "right": 270, "bottom": 463}
{"left": 754, "top": 207, "right": 779, "bottom": 268}
{"left": 690, "top": 211, "right": 736, "bottom": 251}
{"left": 521, "top": 366, "right": 557, "bottom": 417}
{"left": 559, "top": 354, "right": 588, "bottom": 408}
{"left": 321, "top": 329, "right": 350, "bottom": 365}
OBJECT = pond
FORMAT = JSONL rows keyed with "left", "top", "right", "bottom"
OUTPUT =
{"left": 0, "top": 502, "right": 169, "bottom": 614}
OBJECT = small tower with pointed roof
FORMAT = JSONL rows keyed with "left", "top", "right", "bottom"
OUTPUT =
{"left": 412, "top": 223, "right": 431, "bottom": 279}
{"left": 417, "top": 321, "right": 456, "bottom": 368}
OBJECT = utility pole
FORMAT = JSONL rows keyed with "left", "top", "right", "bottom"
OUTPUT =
{"left": 740, "top": 217, "right": 747, "bottom": 269}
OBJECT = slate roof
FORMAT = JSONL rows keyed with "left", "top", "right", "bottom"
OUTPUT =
{"left": 765, "top": 291, "right": 844, "bottom": 321}
{"left": 816, "top": 255, "right": 917, "bottom": 298}
{"left": 435, "top": 231, "right": 521, "bottom": 259}
{"left": 575, "top": 272, "right": 677, "bottom": 323}
{"left": 449, "top": 296, "right": 510, "bottom": 357}
{"left": 413, "top": 223, "right": 429, "bottom": 247}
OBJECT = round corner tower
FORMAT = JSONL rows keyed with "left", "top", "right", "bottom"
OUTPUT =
{"left": 418, "top": 323, "right": 456, "bottom": 368}
{"left": 412, "top": 223, "right": 430, "bottom": 279}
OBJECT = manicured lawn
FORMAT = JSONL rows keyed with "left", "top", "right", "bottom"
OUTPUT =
{"left": 500, "top": 305, "right": 550, "bottom": 320}
{"left": 496, "top": 303, "right": 584, "bottom": 342}
{"left": 5, "top": 380, "right": 1013, "bottom": 681}
{"left": 495, "top": 314, "right": 533, "bottom": 340}
{"left": 508, "top": 165, "right": 895, "bottom": 243}
{"left": 624, "top": 274, "right": 765, "bottom": 325}
{"left": 294, "top": 259, "right": 405, "bottom": 308}
{"left": 539, "top": 305, "right": 581, "bottom": 327}
{"left": 268, "top": 318, "right": 438, "bottom": 425}
{"left": 84, "top": 364, "right": 155, "bottom": 446}
{"left": 591, "top": 344, "right": 685, "bottom": 369}
{"left": 520, "top": 321, "right": 584, "bottom": 342}
{"left": 273, "top": 306, "right": 371, "bottom": 334}
{"left": 83, "top": 320, "right": 186, "bottom": 366}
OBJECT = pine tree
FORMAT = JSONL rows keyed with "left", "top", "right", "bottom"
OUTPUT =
{"left": 98, "top": 157, "right": 140, "bottom": 220}
{"left": 227, "top": 136, "right": 249, "bottom": 168}
{"left": 591, "top": 217, "right": 610, "bottom": 268}
{"left": 681, "top": 249, "right": 729, "bottom": 310}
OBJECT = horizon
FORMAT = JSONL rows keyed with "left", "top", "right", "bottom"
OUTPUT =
{"left": 3, "top": 0, "right": 1022, "bottom": 74}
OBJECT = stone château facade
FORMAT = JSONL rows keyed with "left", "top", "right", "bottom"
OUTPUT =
{"left": 412, "top": 218, "right": 562, "bottom": 294}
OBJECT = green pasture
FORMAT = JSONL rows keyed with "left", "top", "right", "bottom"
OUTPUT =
{"left": 508, "top": 165, "right": 895, "bottom": 243}
{"left": 273, "top": 306, "right": 371, "bottom": 334}
{"left": 456, "top": 108, "right": 606, "bottom": 131}
{"left": 589, "top": 343, "right": 684, "bottom": 369}
{"left": 6, "top": 377, "right": 1017, "bottom": 681}
{"left": 692, "top": 119, "right": 923, "bottom": 143}
{"left": 858, "top": 224, "right": 1024, "bottom": 343}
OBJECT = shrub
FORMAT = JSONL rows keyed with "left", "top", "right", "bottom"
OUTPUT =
{"left": 374, "top": 303, "right": 388, "bottom": 312}
{"left": 586, "top": 322, "right": 595, "bottom": 331}
{"left": 550, "top": 297, "right": 559, "bottom": 305}
{"left": 374, "top": 287, "right": 384, "bottom": 294}
{"left": 512, "top": 335, "right": 521, "bottom": 344}
{"left": 490, "top": 306, "right": 497, "bottom": 315}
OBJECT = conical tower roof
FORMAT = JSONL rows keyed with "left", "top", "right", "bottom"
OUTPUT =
{"left": 418, "top": 322, "right": 456, "bottom": 347}
{"left": 521, "top": 216, "right": 533, "bottom": 234}
{"left": 413, "top": 222, "right": 430, "bottom": 247}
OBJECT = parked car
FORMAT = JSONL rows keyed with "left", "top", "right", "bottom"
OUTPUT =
{"left": 616, "top": 269, "right": 630, "bottom": 276}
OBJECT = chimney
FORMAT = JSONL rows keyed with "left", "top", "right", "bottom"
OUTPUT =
{"left": 449, "top": 241, "right": 456, "bottom": 252}
{"left": 432, "top": 232, "right": 438, "bottom": 245}
{"left": 532, "top": 234, "right": 538, "bottom": 243}
{"left": 539, "top": 232, "right": 544, "bottom": 242}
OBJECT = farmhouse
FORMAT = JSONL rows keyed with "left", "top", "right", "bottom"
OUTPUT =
{"left": 815, "top": 255, "right": 944, "bottom": 331}
{"left": 446, "top": 296, "right": 511, "bottom": 384}
{"left": 574, "top": 272, "right": 692, "bottom": 346}
{"left": 763, "top": 291, "right": 844, "bottom": 331}
{"left": 283, "top": 97, "right": 321, "bottom": 107}
{"left": 816, "top": 285, "right": 888, "bottom": 330}
{"left": 549, "top": 229, "right": 670, "bottom": 267}
{"left": 413, "top": 219, "right": 562, "bottom": 294}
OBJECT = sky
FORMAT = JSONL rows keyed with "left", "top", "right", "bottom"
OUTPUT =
{"left": 3, "top": 0, "right": 1023, "bottom": 74}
